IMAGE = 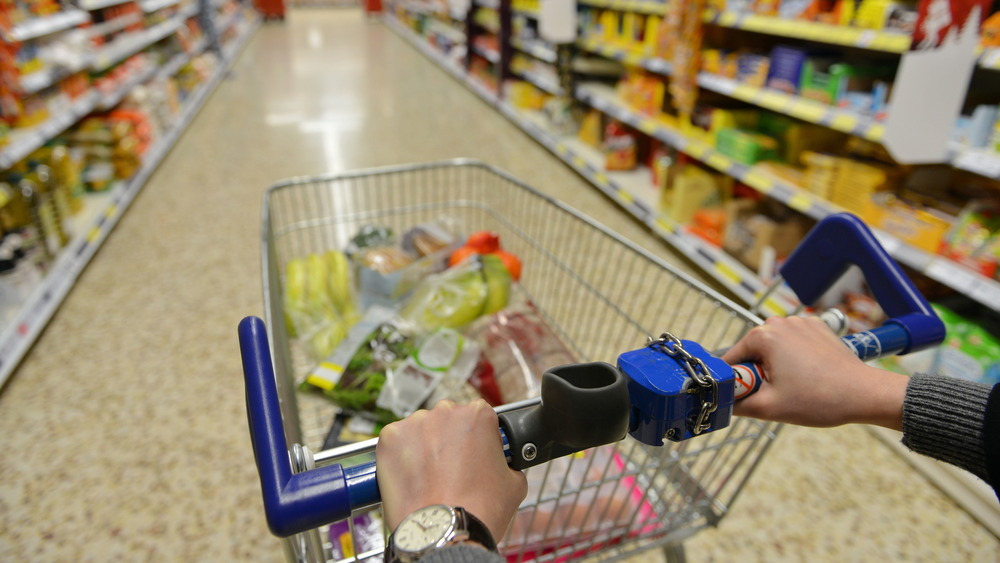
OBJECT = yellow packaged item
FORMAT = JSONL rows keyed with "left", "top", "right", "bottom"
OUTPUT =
{"left": 662, "top": 164, "right": 722, "bottom": 224}
{"left": 578, "top": 110, "right": 603, "bottom": 148}
{"left": 508, "top": 81, "right": 546, "bottom": 111}
{"left": 600, "top": 11, "right": 619, "bottom": 42}
{"left": 868, "top": 193, "right": 953, "bottom": 253}
{"left": 829, "top": 159, "right": 891, "bottom": 220}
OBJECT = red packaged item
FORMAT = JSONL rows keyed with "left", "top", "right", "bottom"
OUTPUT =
{"left": 464, "top": 301, "right": 578, "bottom": 405}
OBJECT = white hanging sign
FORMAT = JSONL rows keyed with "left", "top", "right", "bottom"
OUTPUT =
{"left": 539, "top": 0, "right": 577, "bottom": 44}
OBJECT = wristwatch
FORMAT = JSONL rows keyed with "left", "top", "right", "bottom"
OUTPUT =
{"left": 385, "top": 505, "right": 497, "bottom": 563}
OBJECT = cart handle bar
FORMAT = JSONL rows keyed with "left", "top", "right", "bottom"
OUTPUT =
{"left": 779, "top": 213, "right": 943, "bottom": 355}
{"left": 241, "top": 314, "right": 933, "bottom": 537}
{"left": 241, "top": 316, "right": 376, "bottom": 538}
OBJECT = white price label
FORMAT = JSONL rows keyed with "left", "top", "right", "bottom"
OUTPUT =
{"left": 955, "top": 150, "right": 1000, "bottom": 179}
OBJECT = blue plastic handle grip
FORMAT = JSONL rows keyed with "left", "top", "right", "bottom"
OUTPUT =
{"left": 779, "top": 213, "right": 944, "bottom": 354}
{"left": 240, "top": 316, "right": 358, "bottom": 537}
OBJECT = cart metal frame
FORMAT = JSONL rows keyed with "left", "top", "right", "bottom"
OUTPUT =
{"left": 258, "top": 159, "right": 777, "bottom": 563}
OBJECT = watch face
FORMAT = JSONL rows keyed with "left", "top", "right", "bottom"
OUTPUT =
{"left": 395, "top": 505, "right": 457, "bottom": 554}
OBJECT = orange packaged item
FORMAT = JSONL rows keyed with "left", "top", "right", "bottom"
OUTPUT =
{"left": 603, "top": 121, "right": 637, "bottom": 171}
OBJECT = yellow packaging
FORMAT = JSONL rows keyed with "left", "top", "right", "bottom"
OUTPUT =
{"left": 579, "top": 110, "right": 603, "bottom": 148}
{"left": 662, "top": 164, "right": 722, "bottom": 224}
{"left": 869, "top": 194, "right": 953, "bottom": 253}
{"left": 622, "top": 12, "right": 639, "bottom": 45}
{"left": 643, "top": 16, "right": 661, "bottom": 54}
{"left": 800, "top": 151, "right": 840, "bottom": 199}
{"left": 600, "top": 11, "right": 620, "bottom": 42}
{"left": 508, "top": 81, "right": 546, "bottom": 111}
{"left": 828, "top": 159, "right": 890, "bottom": 220}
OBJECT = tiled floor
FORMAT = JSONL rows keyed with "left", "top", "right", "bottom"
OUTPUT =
{"left": 0, "top": 8, "right": 997, "bottom": 561}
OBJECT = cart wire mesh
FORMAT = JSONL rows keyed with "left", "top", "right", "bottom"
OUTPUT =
{"left": 259, "top": 159, "right": 778, "bottom": 563}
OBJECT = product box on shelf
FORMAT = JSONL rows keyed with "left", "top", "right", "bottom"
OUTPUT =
{"left": 765, "top": 45, "right": 808, "bottom": 94}
{"left": 716, "top": 127, "right": 780, "bottom": 164}
{"left": 659, "top": 156, "right": 731, "bottom": 224}
{"left": 723, "top": 197, "right": 810, "bottom": 276}
{"left": 938, "top": 200, "right": 1000, "bottom": 279}
{"left": 868, "top": 192, "right": 953, "bottom": 253}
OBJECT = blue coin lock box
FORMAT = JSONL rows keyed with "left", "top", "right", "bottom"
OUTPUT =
{"left": 618, "top": 340, "right": 736, "bottom": 445}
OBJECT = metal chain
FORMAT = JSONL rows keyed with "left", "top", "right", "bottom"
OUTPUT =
{"left": 647, "top": 332, "right": 719, "bottom": 435}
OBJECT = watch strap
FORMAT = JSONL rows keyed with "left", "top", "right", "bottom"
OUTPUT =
{"left": 455, "top": 507, "right": 498, "bottom": 553}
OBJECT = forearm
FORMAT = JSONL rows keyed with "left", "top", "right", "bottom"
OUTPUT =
{"left": 901, "top": 374, "right": 993, "bottom": 484}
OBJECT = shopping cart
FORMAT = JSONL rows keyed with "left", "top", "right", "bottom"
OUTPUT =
{"left": 240, "top": 159, "right": 943, "bottom": 562}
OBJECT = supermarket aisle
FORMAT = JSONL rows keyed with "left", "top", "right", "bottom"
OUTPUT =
{"left": 0, "top": 8, "right": 997, "bottom": 562}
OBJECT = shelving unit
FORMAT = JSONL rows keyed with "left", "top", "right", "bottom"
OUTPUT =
{"left": 381, "top": 3, "right": 1000, "bottom": 527}
{"left": 1, "top": 8, "right": 90, "bottom": 43}
{"left": 0, "top": 5, "right": 260, "bottom": 388}
{"left": 383, "top": 1, "right": 1000, "bottom": 320}
{"left": 703, "top": 10, "right": 912, "bottom": 53}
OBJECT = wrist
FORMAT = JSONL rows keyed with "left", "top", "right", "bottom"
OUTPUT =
{"left": 855, "top": 368, "right": 908, "bottom": 430}
{"left": 386, "top": 505, "right": 498, "bottom": 563}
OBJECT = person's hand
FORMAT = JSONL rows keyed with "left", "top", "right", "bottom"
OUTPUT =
{"left": 376, "top": 399, "right": 528, "bottom": 541}
{"left": 721, "top": 316, "right": 909, "bottom": 430}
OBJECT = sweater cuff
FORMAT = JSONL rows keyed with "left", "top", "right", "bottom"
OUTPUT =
{"left": 901, "top": 374, "right": 992, "bottom": 482}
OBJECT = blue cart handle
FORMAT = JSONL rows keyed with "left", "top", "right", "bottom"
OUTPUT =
{"left": 779, "top": 213, "right": 944, "bottom": 354}
{"left": 240, "top": 316, "right": 377, "bottom": 537}
{"left": 241, "top": 315, "right": 629, "bottom": 538}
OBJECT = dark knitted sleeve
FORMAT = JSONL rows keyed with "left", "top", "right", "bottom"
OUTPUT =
{"left": 901, "top": 374, "right": 994, "bottom": 490}
{"left": 418, "top": 544, "right": 505, "bottom": 563}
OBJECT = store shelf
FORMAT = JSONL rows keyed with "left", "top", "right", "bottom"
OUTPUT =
{"left": 426, "top": 19, "right": 464, "bottom": 43}
{"left": 515, "top": 68, "right": 561, "bottom": 95}
{"left": 79, "top": 0, "right": 135, "bottom": 10}
{"left": 578, "top": 0, "right": 667, "bottom": 16}
{"left": 17, "top": 54, "right": 97, "bottom": 95}
{"left": 577, "top": 36, "right": 672, "bottom": 74}
{"left": 703, "top": 10, "right": 912, "bottom": 53}
{"left": 86, "top": 11, "right": 145, "bottom": 39}
{"left": 386, "top": 9, "right": 1000, "bottom": 316}
{"left": 396, "top": 0, "right": 447, "bottom": 17}
{"left": 385, "top": 12, "right": 795, "bottom": 315}
{"left": 216, "top": 10, "right": 242, "bottom": 35}
{"left": 97, "top": 60, "right": 159, "bottom": 110}
{"left": 0, "top": 15, "right": 260, "bottom": 390}
{"left": 698, "top": 73, "right": 885, "bottom": 141}
{"left": 510, "top": 36, "right": 556, "bottom": 63}
{"left": 952, "top": 146, "right": 1000, "bottom": 180}
{"left": 472, "top": 43, "right": 500, "bottom": 64}
{"left": 499, "top": 103, "right": 797, "bottom": 315}
{"left": 383, "top": 14, "right": 467, "bottom": 79}
{"left": 157, "top": 37, "right": 209, "bottom": 79}
{"left": 574, "top": 82, "right": 1000, "bottom": 313}
{"left": 979, "top": 47, "right": 1000, "bottom": 70}
{"left": 141, "top": 0, "right": 182, "bottom": 12}
{"left": 0, "top": 92, "right": 99, "bottom": 169}
{"left": 2, "top": 9, "right": 90, "bottom": 42}
{"left": 576, "top": 40, "right": 884, "bottom": 141}
{"left": 92, "top": 17, "right": 183, "bottom": 72}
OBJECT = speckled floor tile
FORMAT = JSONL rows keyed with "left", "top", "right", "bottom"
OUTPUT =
{"left": 0, "top": 8, "right": 997, "bottom": 562}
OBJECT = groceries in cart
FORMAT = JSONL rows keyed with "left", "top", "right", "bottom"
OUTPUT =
{"left": 240, "top": 164, "right": 941, "bottom": 560}
{"left": 288, "top": 219, "right": 570, "bottom": 429}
